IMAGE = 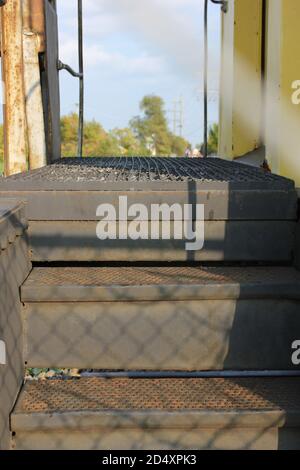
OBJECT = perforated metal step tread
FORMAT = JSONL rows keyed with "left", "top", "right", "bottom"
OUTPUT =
{"left": 12, "top": 377, "right": 300, "bottom": 449}
{"left": 13, "top": 377, "right": 300, "bottom": 413}
{"left": 12, "top": 377, "right": 300, "bottom": 426}
{"left": 21, "top": 265, "right": 300, "bottom": 302}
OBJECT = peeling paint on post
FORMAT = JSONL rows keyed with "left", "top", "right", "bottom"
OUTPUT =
{"left": 23, "top": 31, "right": 47, "bottom": 170}
{"left": 23, "top": 0, "right": 47, "bottom": 170}
{"left": 22, "top": 0, "right": 46, "bottom": 53}
{"left": 0, "top": 0, "right": 28, "bottom": 176}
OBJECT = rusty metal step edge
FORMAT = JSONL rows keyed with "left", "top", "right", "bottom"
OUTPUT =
{"left": 21, "top": 282, "right": 300, "bottom": 303}
{"left": 11, "top": 409, "right": 291, "bottom": 432}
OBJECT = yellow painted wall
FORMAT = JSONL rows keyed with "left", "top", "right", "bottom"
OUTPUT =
{"left": 219, "top": 0, "right": 263, "bottom": 159}
{"left": 219, "top": 0, "right": 300, "bottom": 186}
{"left": 265, "top": 0, "right": 300, "bottom": 186}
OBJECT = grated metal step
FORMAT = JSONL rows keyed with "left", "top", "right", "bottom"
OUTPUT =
{"left": 0, "top": 157, "right": 296, "bottom": 263}
{"left": 11, "top": 377, "right": 300, "bottom": 450}
{"left": 22, "top": 265, "right": 300, "bottom": 302}
{"left": 21, "top": 266, "right": 300, "bottom": 371}
{"left": 0, "top": 157, "right": 293, "bottom": 185}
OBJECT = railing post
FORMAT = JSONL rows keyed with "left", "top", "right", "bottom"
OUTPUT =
{"left": 0, "top": 0, "right": 28, "bottom": 176}
{"left": 23, "top": 0, "right": 47, "bottom": 170}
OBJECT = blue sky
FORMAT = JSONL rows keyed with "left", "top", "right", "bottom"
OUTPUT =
{"left": 57, "top": 0, "right": 221, "bottom": 147}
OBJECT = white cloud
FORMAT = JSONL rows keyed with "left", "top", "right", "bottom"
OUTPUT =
{"left": 59, "top": 37, "right": 165, "bottom": 76}
{"left": 57, "top": 0, "right": 221, "bottom": 82}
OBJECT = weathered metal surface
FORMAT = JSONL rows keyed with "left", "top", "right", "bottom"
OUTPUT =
{"left": 296, "top": 192, "right": 300, "bottom": 269}
{"left": 22, "top": 0, "right": 45, "bottom": 52}
{"left": 11, "top": 426, "right": 289, "bottom": 450}
{"left": 0, "top": 201, "right": 31, "bottom": 449}
{"left": 21, "top": 266, "right": 300, "bottom": 302}
{"left": 44, "top": 0, "right": 61, "bottom": 162}
{"left": 296, "top": 219, "right": 300, "bottom": 270}
{"left": 23, "top": 30, "right": 47, "bottom": 170}
{"left": 0, "top": 189, "right": 296, "bottom": 221}
{"left": 14, "top": 377, "right": 300, "bottom": 413}
{"left": 0, "top": 0, "right": 28, "bottom": 176}
{"left": 11, "top": 377, "right": 300, "bottom": 449}
{"left": 27, "top": 220, "right": 295, "bottom": 262}
{"left": 23, "top": 297, "right": 300, "bottom": 370}
{"left": 0, "top": 200, "right": 28, "bottom": 249}
{"left": 0, "top": 157, "right": 295, "bottom": 186}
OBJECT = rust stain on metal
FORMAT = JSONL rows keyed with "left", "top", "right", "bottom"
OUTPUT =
{"left": 23, "top": 0, "right": 45, "bottom": 52}
{"left": 1, "top": 0, "right": 28, "bottom": 176}
{"left": 23, "top": 0, "right": 47, "bottom": 169}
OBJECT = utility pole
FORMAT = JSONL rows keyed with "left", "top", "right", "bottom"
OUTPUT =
{"left": 171, "top": 96, "right": 184, "bottom": 137}
{"left": 178, "top": 96, "right": 184, "bottom": 138}
{"left": 172, "top": 100, "right": 177, "bottom": 135}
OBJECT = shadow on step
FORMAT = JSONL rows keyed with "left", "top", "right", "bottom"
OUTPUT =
{"left": 12, "top": 376, "right": 300, "bottom": 450}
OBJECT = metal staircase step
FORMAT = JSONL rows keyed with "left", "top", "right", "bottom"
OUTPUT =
{"left": 21, "top": 266, "right": 300, "bottom": 371}
{"left": 0, "top": 158, "right": 297, "bottom": 263}
{"left": 11, "top": 377, "right": 300, "bottom": 450}
{"left": 22, "top": 265, "right": 300, "bottom": 302}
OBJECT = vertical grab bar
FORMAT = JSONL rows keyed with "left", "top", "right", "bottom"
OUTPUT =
{"left": 203, "top": 0, "right": 208, "bottom": 158}
{"left": 58, "top": 0, "right": 84, "bottom": 157}
{"left": 203, "top": 0, "right": 227, "bottom": 158}
{"left": 77, "top": 0, "right": 84, "bottom": 158}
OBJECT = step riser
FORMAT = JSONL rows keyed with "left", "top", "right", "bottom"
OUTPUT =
{"left": 14, "top": 427, "right": 299, "bottom": 450}
{"left": 28, "top": 220, "right": 295, "bottom": 262}
{"left": 0, "top": 189, "right": 297, "bottom": 221}
{"left": 23, "top": 299, "right": 300, "bottom": 370}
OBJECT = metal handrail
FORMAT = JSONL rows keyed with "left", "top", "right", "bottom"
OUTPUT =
{"left": 211, "top": 0, "right": 228, "bottom": 14}
{"left": 77, "top": 0, "right": 84, "bottom": 158}
{"left": 203, "top": 0, "right": 227, "bottom": 158}
{"left": 57, "top": 0, "right": 84, "bottom": 158}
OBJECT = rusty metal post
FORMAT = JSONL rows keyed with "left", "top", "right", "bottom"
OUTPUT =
{"left": 23, "top": 0, "right": 47, "bottom": 169}
{"left": 0, "top": 0, "right": 28, "bottom": 176}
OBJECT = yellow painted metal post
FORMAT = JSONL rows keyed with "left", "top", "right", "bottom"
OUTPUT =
{"left": 0, "top": 0, "right": 28, "bottom": 175}
{"left": 219, "top": 0, "right": 263, "bottom": 159}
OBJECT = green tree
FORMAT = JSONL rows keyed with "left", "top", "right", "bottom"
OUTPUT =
{"left": 170, "top": 134, "right": 190, "bottom": 157}
{"left": 61, "top": 113, "right": 119, "bottom": 157}
{"left": 130, "top": 95, "right": 172, "bottom": 156}
{"left": 110, "top": 127, "right": 146, "bottom": 155}
{"left": 199, "top": 123, "right": 219, "bottom": 155}
{"left": 208, "top": 123, "right": 219, "bottom": 154}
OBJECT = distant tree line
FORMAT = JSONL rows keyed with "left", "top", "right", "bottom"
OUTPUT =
{"left": 0, "top": 95, "right": 219, "bottom": 174}
{"left": 61, "top": 95, "right": 191, "bottom": 157}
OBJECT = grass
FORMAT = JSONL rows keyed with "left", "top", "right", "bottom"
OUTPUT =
{"left": 0, "top": 158, "right": 3, "bottom": 175}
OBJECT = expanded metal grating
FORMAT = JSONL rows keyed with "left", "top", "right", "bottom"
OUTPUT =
{"left": 15, "top": 377, "right": 300, "bottom": 414}
{"left": 1, "top": 157, "right": 292, "bottom": 185}
{"left": 24, "top": 266, "right": 300, "bottom": 288}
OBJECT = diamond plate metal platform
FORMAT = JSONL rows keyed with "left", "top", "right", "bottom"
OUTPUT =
{"left": 21, "top": 266, "right": 300, "bottom": 371}
{"left": 21, "top": 265, "right": 300, "bottom": 302}
{"left": 13, "top": 377, "right": 300, "bottom": 413}
{"left": 11, "top": 377, "right": 300, "bottom": 449}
